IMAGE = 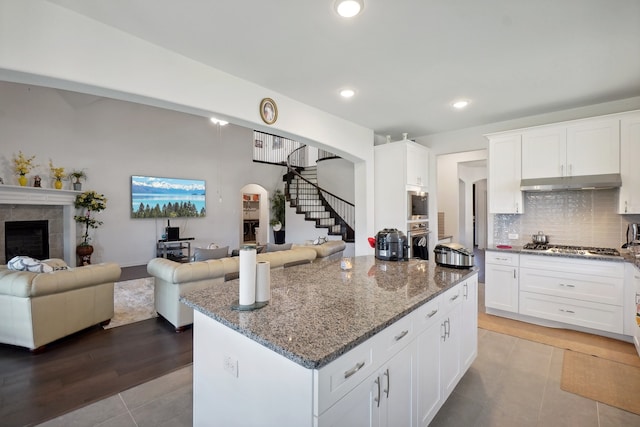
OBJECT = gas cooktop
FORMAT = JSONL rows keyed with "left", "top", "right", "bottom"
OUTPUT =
{"left": 522, "top": 243, "right": 621, "bottom": 258}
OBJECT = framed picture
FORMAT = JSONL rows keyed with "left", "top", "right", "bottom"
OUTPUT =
{"left": 260, "top": 98, "right": 278, "bottom": 125}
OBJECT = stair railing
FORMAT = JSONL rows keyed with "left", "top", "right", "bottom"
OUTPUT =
{"left": 286, "top": 146, "right": 355, "bottom": 241}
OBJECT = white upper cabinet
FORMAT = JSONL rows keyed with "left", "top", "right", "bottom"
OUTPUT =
{"left": 619, "top": 113, "right": 640, "bottom": 214}
{"left": 405, "top": 142, "right": 430, "bottom": 188}
{"left": 488, "top": 134, "right": 523, "bottom": 214}
{"left": 522, "top": 118, "right": 620, "bottom": 179}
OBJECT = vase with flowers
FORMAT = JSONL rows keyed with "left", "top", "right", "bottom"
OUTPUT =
{"left": 74, "top": 190, "right": 107, "bottom": 265}
{"left": 69, "top": 169, "right": 87, "bottom": 191}
{"left": 49, "top": 160, "right": 66, "bottom": 189}
{"left": 12, "top": 151, "right": 37, "bottom": 186}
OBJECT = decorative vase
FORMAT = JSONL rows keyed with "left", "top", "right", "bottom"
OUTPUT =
{"left": 73, "top": 182, "right": 82, "bottom": 191}
{"left": 18, "top": 175, "right": 27, "bottom": 186}
{"left": 54, "top": 179, "right": 63, "bottom": 189}
{"left": 76, "top": 245, "right": 94, "bottom": 265}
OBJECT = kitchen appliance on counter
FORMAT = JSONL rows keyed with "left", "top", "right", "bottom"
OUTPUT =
{"left": 623, "top": 223, "right": 640, "bottom": 248}
{"left": 433, "top": 243, "right": 474, "bottom": 269}
{"left": 522, "top": 243, "right": 622, "bottom": 259}
{"left": 407, "top": 221, "right": 430, "bottom": 260}
{"left": 375, "top": 228, "right": 408, "bottom": 261}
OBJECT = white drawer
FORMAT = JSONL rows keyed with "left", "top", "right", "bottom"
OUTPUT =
{"left": 441, "top": 282, "right": 464, "bottom": 311}
{"left": 520, "top": 268, "right": 624, "bottom": 305}
{"left": 315, "top": 337, "right": 375, "bottom": 416}
{"left": 520, "top": 254, "right": 624, "bottom": 278}
{"left": 413, "top": 295, "right": 442, "bottom": 334}
{"left": 373, "top": 313, "right": 414, "bottom": 363}
{"left": 520, "top": 291, "right": 623, "bottom": 334}
{"left": 485, "top": 251, "right": 519, "bottom": 266}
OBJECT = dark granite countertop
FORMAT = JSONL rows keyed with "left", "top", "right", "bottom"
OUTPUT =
{"left": 180, "top": 255, "right": 477, "bottom": 369}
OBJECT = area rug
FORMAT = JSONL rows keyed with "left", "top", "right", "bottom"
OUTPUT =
{"left": 561, "top": 350, "right": 640, "bottom": 415}
{"left": 478, "top": 310, "right": 640, "bottom": 368}
{"left": 104, "top": 277, "right": 157, "bottom": 329}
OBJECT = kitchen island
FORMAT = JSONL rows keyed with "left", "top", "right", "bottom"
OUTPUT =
{"left": 181, "top": 255, "right": 478, "bottom": 427}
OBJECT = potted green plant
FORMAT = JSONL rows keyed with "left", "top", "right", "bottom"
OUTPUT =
{"left": 69, "top": 169, "right": 87, "bottom": 191}
{"left": 270, "top": 189, "right": 286, "bottom": 244}
{"left": 74, "top": 190, "right": 107, "bottom": 265}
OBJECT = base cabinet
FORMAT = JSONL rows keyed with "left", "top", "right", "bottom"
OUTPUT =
{"left": 485, "top": 251, "right": 519, "bottom": 313}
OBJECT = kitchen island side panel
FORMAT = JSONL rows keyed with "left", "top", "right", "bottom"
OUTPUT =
{"left": 193, "top": 310, "right": 314, "bottom": 427}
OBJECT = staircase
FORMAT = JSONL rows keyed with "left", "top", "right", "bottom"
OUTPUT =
{"left": 285, "top": 166, "right": 355, "bottom": 242}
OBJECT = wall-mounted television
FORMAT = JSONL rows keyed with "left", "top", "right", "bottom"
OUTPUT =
{"left": 131, "top": 175, "right": 206, "bottom": 218}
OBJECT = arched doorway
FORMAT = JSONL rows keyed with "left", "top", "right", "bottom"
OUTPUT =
{"left": 240, "top": 184, "right": 269, "bottom": 245}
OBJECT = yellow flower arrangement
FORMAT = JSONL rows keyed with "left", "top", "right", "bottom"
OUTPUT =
{"left": 49, "top": 160, "right": 66, "bottom": 181}
{"left": 12, "top": 151, "right": 37, "bottom": 176}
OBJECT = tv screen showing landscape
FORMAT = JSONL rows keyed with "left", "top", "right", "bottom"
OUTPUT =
{"left": 131, "top": 175, "right": 206, "bottom": 218}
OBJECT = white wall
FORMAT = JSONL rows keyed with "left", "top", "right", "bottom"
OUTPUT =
{"left": 0, "top": 82, "right": 291, "bottom": 266}
{"left": 0, "top": 0, "right": 375, "bottom": 255}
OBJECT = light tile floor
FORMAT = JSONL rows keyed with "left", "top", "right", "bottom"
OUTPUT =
{"left": 38, "top": 282, "right": 640, "bottom": 427}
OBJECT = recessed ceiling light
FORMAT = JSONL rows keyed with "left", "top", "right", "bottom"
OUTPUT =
{"left": 340, "top": 88, "right": 356, "bottom": 98}
{"left": 452, "top": 100, "right": 470, "bottom": 110}
{"left": 334, "top": 0, "right": 364, "bottom": 18}
{"left": 210, "top": 117, "right": 228, "bottom": 126}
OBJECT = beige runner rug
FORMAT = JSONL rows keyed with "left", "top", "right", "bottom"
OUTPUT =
{"left": 561, "top": 350, "right": 640, "bottom": 415}
{"left": 478, "top": 310, "right": 640, "bottom": 368}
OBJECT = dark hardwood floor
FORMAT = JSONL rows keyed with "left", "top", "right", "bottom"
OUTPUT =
{"left": 0, "top": 317, "right": 192, "bottom": 427}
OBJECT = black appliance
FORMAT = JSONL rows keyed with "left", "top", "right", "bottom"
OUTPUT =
{"left": 375, "top": 228, "right": 408, "bottom": 261}
{"left": 165, "top": 219, "right": 180, "bottom": 241}
{"left": 407, "top": 221, "right": 430, "bottom": 260}
{"left": 407, "top": 191, "right": 429, "bottom": 220}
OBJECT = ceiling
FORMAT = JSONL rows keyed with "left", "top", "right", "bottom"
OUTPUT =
{"left": 48, "top": 0, "right": 640, "bottom": 140}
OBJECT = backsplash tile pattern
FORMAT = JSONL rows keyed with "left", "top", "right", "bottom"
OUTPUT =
{"left": 493, "top": 189, "right": 640, "bottom": 249}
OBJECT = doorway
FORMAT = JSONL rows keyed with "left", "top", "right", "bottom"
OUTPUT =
{"left": 240, "top": 184, "right": 268, "bottom": 245}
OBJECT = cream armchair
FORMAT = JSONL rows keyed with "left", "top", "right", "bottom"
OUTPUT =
{"left": 0, "top": 262, "right": 121, "bottom": 352}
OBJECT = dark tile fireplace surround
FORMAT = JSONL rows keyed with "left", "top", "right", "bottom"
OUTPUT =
{"left": 0, "top": 205, "right": 64, "bottom": 264}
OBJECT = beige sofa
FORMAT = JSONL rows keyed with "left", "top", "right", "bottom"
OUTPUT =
{"left": 0, "top": 262, "right": 122, "bottom": 351}
{"left": 147, "top": 246, "right": 319, "bottom": 331}
{"left": 295, "top": 240, "right": 346, "bottom": 261}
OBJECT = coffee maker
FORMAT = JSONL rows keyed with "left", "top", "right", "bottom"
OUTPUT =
{"left": 623, "top": 223, "right": 640, "bottom": 248}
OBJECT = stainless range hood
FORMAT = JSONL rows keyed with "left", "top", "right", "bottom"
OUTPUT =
{"left": 520, "top": 173, "right": 622, "bottom": 192}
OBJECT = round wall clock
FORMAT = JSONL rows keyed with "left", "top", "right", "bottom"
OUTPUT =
{"left": 260, "top": 98, "right": 278, "bottom": 125}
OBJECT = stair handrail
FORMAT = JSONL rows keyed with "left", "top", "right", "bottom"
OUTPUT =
{"left": 286, "top": 146, "right": 354, "bottom": 208}
{"left": 286, "top": 146, "right": 355, "bottom": 239}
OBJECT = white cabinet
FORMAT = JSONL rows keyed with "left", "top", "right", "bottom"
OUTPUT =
{"left": 439, "top": 285, "right": 463, "bottom": 398}
{"left": 488, "top": 134, "right": 523, "bottom": 214}
{"left": 485, "top": 251, "right": 519, "bottom": 313}
{"left": 619, "top": 113, "right": 640, "bottom": 214}
{"left": 460, "top": 275, "right": 478, "bottom": 371}
{"left": 415, "top": 298, "right": 442, "bottom": 427}
{"left": 406, "top": 142, "right": 429, "bottom": 188}
{"left": 521, "top": 118, "right": 620, "bottom": 179}
{"left": 374, "top": 140, "right": 430, "bottom": 232}
{"left": 519, "top": 255, "right": 624, "bottom": 334}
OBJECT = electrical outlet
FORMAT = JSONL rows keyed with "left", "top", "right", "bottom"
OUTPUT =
{"left": 223, "top": 355, "right": 238, "bottom": 377}
{"left": 508, "top": 233, "right": 519, "bottom": 240}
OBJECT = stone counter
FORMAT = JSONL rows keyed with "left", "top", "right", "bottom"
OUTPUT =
{"left": 181, "top": 255, "right": 477, "bottom": 369}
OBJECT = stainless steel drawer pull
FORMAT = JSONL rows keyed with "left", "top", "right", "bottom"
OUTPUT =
{"left": 450, "top": 293, "right": 460, "bottom": 301}
{"left": 559, "top": 283, "right": 575, "bottom": 288}
{"left": 559, "top": 309, "right": 576, "bottom": 314}
{"left": 374, "top": 377, "right": 381, "bottom": 407}
{"left": 383, "top": 369, "right": 390, "bottom": 398}
{"left": 344, "top": 361, "right": 365, "bottom": 379}
{"left": 394, "top": 330, "right": 409, "bottom": 341}
{"left": 426, "top": 309, "right": 438, "bottom": 318}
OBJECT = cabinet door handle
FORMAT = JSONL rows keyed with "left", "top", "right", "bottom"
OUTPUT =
{"left": 625, "top": 201, "right": 628, "bottom": 213}
{"left": 515, "top": 202, "right": 519, "bottom": 213}
{"left": 463, "top": 283, "right": 468, "bottom": 299}
{"left": 344, "top": 361, "right": 365, "bottom": 379}
{"left": 496, "top": 257, "right": 508, "bottom": 261}
{"left": 426, "top": 309, "right": 438, "bottom": 318}
{"left": 559, "top": 308, "right": 576, "bottom": 314}
{"left": 383, "top": 369, "right": 390, "bottom": 398}
{"left": 559, "top": 283, "right": 575, "bottom": 288}
{"left": 513, "top": 269, "right": 516, "bottom": 279}
{"left": 394, "top": 330, "right": 409, "bottom": 341}
{"left": 374, "top": 377, "right": 381, "bottom": 407}
{"left": 441, "top": 322, "right": 447, "bottom": 341}
{"left": 450, "top": 293, "right": 460, "bottom": 302}
{"left": 561, "top": 164, "right": 564, "bottom": 176}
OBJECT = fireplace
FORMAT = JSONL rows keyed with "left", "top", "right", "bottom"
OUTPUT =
{"left": 5, "top": 220, "right": 50, "bottom": 263}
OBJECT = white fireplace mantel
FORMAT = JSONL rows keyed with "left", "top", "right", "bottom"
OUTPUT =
{"left": 0, "top": 185, "right": 81, "bottom": 266}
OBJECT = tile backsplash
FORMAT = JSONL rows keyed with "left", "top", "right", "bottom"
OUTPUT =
{"left": 493, "top": 189, "right": 640, "bottom": 248}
